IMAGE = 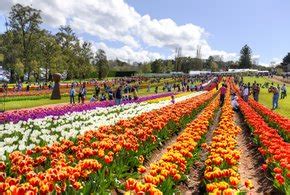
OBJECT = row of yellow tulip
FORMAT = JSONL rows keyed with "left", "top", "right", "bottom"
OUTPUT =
{"left": 125, "top": 93, "right": 220, "bottom": 194}
{"left": 203, "top": 91, "right": 252, "bottom": 194}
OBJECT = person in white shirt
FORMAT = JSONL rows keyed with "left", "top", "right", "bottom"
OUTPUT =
{"left": 231, "top": 92, "right": 239, "bottom": 111}
{"left": 243, "top": 85, "right": 249, "bottom": 102}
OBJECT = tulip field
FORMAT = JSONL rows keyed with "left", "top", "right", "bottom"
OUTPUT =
{"left": 0, "top": 78, "right": 289, "bottom": 194}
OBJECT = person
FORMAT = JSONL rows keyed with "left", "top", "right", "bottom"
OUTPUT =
{"left": 269, "top": 86, "right": 279, "bottom": 110}
{"left": 100, "top": 93, "right": 107, "bottom": 101}
{"left": 220, "top": 84, "right": 227, "bottom": 106}
{"left": 26, "top": 83, "right": 30, "bottom": 92}
{"left": 252, "top": 83, "right": 260, "bottom": 102}
{"left": 242, "top": 85, "right": 249, "bottom": 102}
{"left": 90, "top": 95, "right": 97, "bottom": 102}
{"left": 78, "top": 86, "right": 82, "bottom": 103}
{"left": 231, "top": 92, "right": 239, "bottom": 112}
{"left": 115, "top": 86, "right": 122, "bottom": 105}
{"left": 133, "top": 87, "right": 138, "bottom": 100}
{"left": 147, "top": 84, "right": 150, "bottom": 92}
{"left": 171, "top": 95, "right": 175, "bottom": 104}
{"left": 108, "top": 90, "right": 114, "bottom": 100}
{"left": 69, "top": 85, "right": 76, "bottom": 104}
{"left": 155, "top": 86, "right": 158, "bottom": 94}
{"left": 281, "top": 84, "right": 287, "bottom": 99}
{"left": 95, "top": 85, "right": 100, "bottom": 98}
{"left": 80, "top": 83, "right": 87, "bottom": 104}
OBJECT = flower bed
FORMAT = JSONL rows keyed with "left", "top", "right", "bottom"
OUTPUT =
{"left": 0, "top": 91, "right": 215, "bottom": 194}
{"left": 0, "top": 92, "right": 175, "bottom": 123}
{"left": 247, "top": 99, "right": 290, "bottom": 141}
{"left": 0, "top": 92, "right": 203, "bottom": 160}
{"left": 125, "top": 93, "right": 219, "bottom": 194}
{"left": 238, "top": 98, "right": 290, "bottom": 193}
{"left": 203, "top": 92, "right": 247, "bottom": 194}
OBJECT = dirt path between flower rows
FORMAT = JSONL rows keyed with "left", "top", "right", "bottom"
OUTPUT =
{"left": 235, "top": 112, "right": 275, "bottom": 194}
{"left": 144, "top": 103, "right": 215, "bottom": 169}
{"left": 178, "top": 108, "right": 222, "bottom": 194}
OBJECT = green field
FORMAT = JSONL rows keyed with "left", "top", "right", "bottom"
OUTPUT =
{"left": 243, "top": 76, "right": 290, "bottom": 118}
{"left": 2, "top": 79, "right": 192, "bottom": 110}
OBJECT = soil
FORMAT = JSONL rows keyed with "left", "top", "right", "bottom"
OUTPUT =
{"left": 144, "top": 134, "right": 179, "bottom": 168}
{"left": 235, "top": 112, "right": 276, "bottom": 194}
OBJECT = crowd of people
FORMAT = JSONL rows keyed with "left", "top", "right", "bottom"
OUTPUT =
{"left": 68, "top": 75, "right": 216, "bottom": 105}
{"left": 237, "top": 79, "right": 287, "bottom": 110}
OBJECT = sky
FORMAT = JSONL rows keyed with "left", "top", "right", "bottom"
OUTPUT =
{"left": 0, "top": 0, "right": 289, "bottom": 66}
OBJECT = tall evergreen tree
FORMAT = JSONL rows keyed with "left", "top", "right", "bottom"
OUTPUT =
{"left": 239, "top": 44, "right": 252, "bottom": 68}
{"left": 281, "top": 53, "right": 290, "bottom": 72}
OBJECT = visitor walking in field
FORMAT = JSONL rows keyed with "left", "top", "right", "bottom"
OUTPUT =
{"left": 281, "top": 84, "right": 287, "bottom": 99}
{"left": 115, "top": 86, "right": 122, "bottom": 105}
{"left": 69, "top": 85, "right": 75, "bottom": 104}
{"left": 133, "top": 87, "right": 138, "bottom": 100}
{"left": 242, "top": 84, "right": 249, "bottom": 102}
{"left": 80, "top": 83, "right": 87, "bottom": 104}
{"left": 220, "top": 84, "right": 227, "bottom": 106}
{"left": 252, "top": 82, "right": 260, "bottom": 101}
{"left": 95, "top": 85, "right": 100, "bottom": 99}
{"left": 269, "top": 86, "right": 279, "bottom": 110}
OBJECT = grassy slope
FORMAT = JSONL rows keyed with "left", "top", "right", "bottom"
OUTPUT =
{"left": 243, "top": 76, "right": 290, "bottom": 118}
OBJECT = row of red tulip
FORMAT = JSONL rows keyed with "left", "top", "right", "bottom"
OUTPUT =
{"left": 247, "top": 99, "right": 290, "bottom": 141}
{"left": 238, "top": 98, "right": 290, "bottom": 193}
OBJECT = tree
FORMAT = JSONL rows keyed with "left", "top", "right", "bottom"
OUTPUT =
{"left": 9, "top": 3, "right": 42, "bottom": 81}
{"left": 38, "top": 31, "right": 63, "bottom": 81}
{"left": 239, "top": 44, "right": 252, "bottom": 68}
{"left": 74, "top": 41, "right": 94, "bottom": 80}
{"left": 210, "top": 61, "right": 219, "bottom": 72}
{"left": 281, "top": 53, "right": 290, "bottom": 72}
{"left": 56, "top": 25, "right": 78, "bottom": 79}
{"left": 94, "top": 49, "right": 109, "bottom": 80}
{"left": 140, "top": 63, "right": 151, "bottom": 73}
{"left": 151, "top": 59, "right": 162, "bottom": 73}
{"left": 0, "top": 31, "right": 20, "bottom": 82}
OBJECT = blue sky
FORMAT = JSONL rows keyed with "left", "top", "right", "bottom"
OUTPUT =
{"left": 0, "top": 0, "right": 289, "bottom": 65}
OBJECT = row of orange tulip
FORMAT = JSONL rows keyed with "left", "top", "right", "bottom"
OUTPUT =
{"left": 203, "top": 92, "right": 251, "bottom": 194}
{"left": 238, "top": 96, "right": 290, "bottom": 193}
{"left": 0, "top": 92, "right": 216, "bottom": 194}
{"left": 247, "top": 99, "right": 290, "bottom": 142}
{"left": 125, "top": 93, "right": 220, "bottom": 194}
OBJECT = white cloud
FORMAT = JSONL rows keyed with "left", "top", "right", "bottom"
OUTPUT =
{"left": 93, "top": 42, "right": 163, "bottom": 62}
{"left": 0, "top": 0, "right": 238, "bottom": 62}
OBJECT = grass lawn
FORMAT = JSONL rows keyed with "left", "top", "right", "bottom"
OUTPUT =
{"left": 243, "top": 76, "right": 290, "bottom": 118}
{"left": 3, "top": 97, "right": 69, "bottom": 110}
{"left": 2, "top": 86, "right": 170, "bottom": 111}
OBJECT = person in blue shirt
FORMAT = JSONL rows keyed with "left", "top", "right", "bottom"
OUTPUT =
{"left": 69, "top": 85, "right": 75, "bottom": 104}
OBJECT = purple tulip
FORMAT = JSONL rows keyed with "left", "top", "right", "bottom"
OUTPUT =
{"left": 0, "top": 92, "right": 174, "bottom": 123}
